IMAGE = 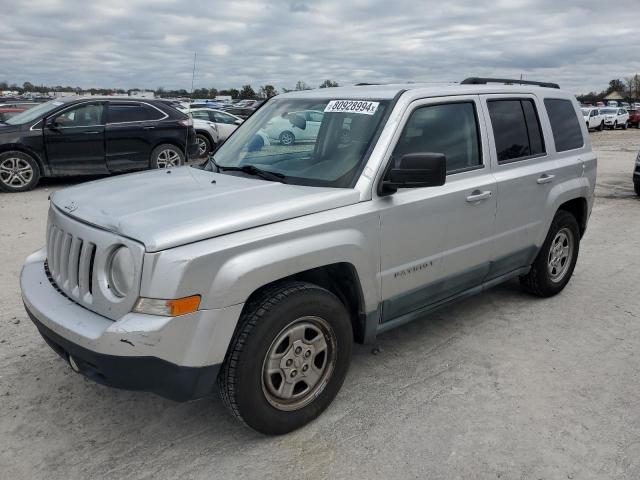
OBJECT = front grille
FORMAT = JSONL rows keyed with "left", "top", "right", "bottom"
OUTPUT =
{"left": 46, "top": 222, "right": 96, "bottom": 302}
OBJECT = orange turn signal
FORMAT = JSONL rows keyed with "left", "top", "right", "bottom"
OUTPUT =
{"left": 166, "top": 295, "right": 201, "bottom": 316}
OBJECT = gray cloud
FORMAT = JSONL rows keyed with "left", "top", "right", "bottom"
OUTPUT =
{"left": 0, "top": 0, "right": 639, "bottom": 93}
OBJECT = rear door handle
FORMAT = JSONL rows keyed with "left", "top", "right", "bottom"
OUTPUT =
{"left": 142, "top": 125, "right": 156, "bottom": 130}
{"left": 466, "top": 190, "right": 492, "bottom": 203}
{"left": 82, "top": 131, "right": 100, "bottom": 135}
{"left": 536, "top": 174, "right": 555, "bottom": 184}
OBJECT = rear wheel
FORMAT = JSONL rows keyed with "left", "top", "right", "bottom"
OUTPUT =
{"left": 279, "top": 131, "right": 295, "bottom": 146}
{"left": 520, "top": 210, "right": 580, "bottom": 297}
{"left": 218, "top": 281, "right": 353, "bottom": 435}
{"left": 151, "top": 144, "right": 184, "bottom": 169}
{"left": 0, "top": 151, "right": 40, "bottom": 193}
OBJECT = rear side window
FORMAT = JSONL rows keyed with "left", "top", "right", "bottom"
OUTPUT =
{"left": 108, "top": 103, "right": 164, "bottom": 123}
{"left": 487, "top": 99, "right": 545, "bottom": 163}
{"left": 393, "top": 102, "right": 482, "bottom": 174}
{"left": 544, "top": 99, "right": 584, "bottom": 152}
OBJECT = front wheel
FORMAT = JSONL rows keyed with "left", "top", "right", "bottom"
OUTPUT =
{"left": 218, "top": 281, "right": 353, "bottom": 435}
{"left": 622, "top": 121, "right": 628, "bottom": 130}
{"left": 520, "top": 210, "right": 580, "bottom": 297}
{"left": 598, "top": 121, "right": 604, "bottom": 131}
{"left": 151, "top": 144, "right": 184, "bottom": 169}
{"left": 195, "top": 133, "right": 212, "bottom": 158}
{"left": 0, "top": 151, "right": 40, "bottom": 193}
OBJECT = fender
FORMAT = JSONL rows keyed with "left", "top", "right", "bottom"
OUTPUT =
{"left": 140, "top": 209, "right": 382, "bottom": 314}
{"left": 0, "top": 142, "right": 50, "bottom": 176}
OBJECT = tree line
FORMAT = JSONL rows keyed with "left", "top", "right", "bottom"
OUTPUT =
{"left": 577, "top": 75, "right": 640, "bottom": 104}
{"left": 0, "top": 79, "right": 340, "bottom": 100}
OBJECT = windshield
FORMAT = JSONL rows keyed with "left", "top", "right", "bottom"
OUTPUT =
{"left": 209, "top": 98, "right": 389, "bottom": 187}
{"left": 4, "top": 100, "right": 64, "bottom": 125}
{"left": 600, "top": 108, "right": 617, "bottom": 114}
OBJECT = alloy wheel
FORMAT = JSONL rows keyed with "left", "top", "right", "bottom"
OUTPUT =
{"left": 261, "top": 316, "right": 336, "bottom": 411}
{"left": 547, "top": 227, "right": 574, "bottom": 283}
{"left": 156, "top": 149, "right": 181, "bottom": 168}
{"left": 0, "top": 157, "right": 33, "bottom": 188}
{"left": 196, "top": 137, "right": 208, "bottom": 157}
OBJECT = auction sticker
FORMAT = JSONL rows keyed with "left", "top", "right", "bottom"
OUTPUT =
{"left": 324, "top": 100, "right": 379, "bottom": 115}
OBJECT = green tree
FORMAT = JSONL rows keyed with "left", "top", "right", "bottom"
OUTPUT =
{"left": 295, "top": 80, "right": 311, "bottom": 91}
{"left": 259, "top": 85, "right": 278, "bottom": 98}
{"left": 606, "top": 79, "right": 625, "bottom": 95}
{"left": 319, "top": 79, "right": 339, "bottom": 88}
{"left": 238, "top": 85, "right": 256, "bottom": 99}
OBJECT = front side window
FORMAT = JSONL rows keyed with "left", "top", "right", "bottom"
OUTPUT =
{"left": 191, "top": 110, "right": 210, "bottom": 121}
{"left": 544, "top": 99, "right": 584, "bottom": 152}
{"left": 107, "top": 103, "right": 164, "bottom": 123}
{"left": 393, "top": 102, "right": 481, "bottom": 174}
{"left": 487, "top": 99, "right": 545, "bottom": 163}
{"left": 53, "top": 103, "right": 104, "bottom": 127}
{"left": 210, "top": 98, "right": 389, "bottom": 187}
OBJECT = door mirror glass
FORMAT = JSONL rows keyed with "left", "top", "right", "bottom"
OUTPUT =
{"left": 380, "top": 153, "right": 446, "bottom": 195}
{"left": 234, "top": 119, "right": 242, "bottom": 125}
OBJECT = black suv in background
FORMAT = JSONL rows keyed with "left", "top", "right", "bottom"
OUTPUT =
{"left": 0, "top": 97, "right": 198, "bottom": 192}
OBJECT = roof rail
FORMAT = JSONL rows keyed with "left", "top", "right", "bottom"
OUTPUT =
{"left": 354, "top": 82, "right": 380, "bottom": 86}
{"left": 461, "top": 77, "right": 560, "bottom": 89}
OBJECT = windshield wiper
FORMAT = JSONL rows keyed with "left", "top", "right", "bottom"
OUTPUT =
{"left": 219, "top": 164, "right": 287, "bottom": 183}
{"left": 207, "top": 156, "right": 286, "bottom": 183}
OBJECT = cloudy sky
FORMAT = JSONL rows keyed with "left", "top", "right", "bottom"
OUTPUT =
{"left": 1, "top": 0, "right": 639, "bottom": 94}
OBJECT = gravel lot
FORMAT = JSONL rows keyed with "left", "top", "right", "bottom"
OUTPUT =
{"left": 1, "top": 130, "right": 639, "bottom": 479}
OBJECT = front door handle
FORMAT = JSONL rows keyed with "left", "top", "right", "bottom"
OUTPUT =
{"left": 536, "top": 174, "right": 555, "bottom": 184}
{"left": 142, "top": 125, "right": 156, "bottom": 130}
{"left": 82, "top": 131, "right": 100, "bottom": 135}
{"left": 466, "top": 190, "right": 492, "bottom": 203}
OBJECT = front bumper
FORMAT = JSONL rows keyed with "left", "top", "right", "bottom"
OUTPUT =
{"left": 21, "top": 248, "right": 244, "bottom": 401}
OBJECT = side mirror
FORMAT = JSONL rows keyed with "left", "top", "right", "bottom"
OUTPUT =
{"left": 45, "top": 117, "right": 58, "bottom": 129}
{"left": 379, "top": 153, "right": 446, "bottom": 196}
{"left": 234, "top": 119, "right": 242, "bottom": 125}
{"left": 288, "top": 112, "right": 306, "bottom": 130}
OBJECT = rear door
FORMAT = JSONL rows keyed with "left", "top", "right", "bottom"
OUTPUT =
{"left": 43, "top": 101, "right": 107, "bottom": 175}
{"left": 378, "top": 96, "right": 497, "bottom": 323}
{"left": 481, "top": 95, "right": 556, "bottom": 279}
{"left": 105, "top": 101, "right": 167, "bottom": 171}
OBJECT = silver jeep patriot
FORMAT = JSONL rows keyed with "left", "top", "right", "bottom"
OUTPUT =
{"left": 21, "top": 78, "right": 596, "bottom": 434}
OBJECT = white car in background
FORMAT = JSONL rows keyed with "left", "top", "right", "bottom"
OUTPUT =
{"left": 263, "top": 110, "right": 324, "bottom": 145}
{"left": 581, "top": 107, "right": 604, "bottom": 131}
{"left": 601, "top": 107, "right": 629, "bottom": 130}
{"left": 184, "top": 108, "right": 243, "bottom": 143}
{"left": 192, "top": 118, "right": 220, "bottom": 157}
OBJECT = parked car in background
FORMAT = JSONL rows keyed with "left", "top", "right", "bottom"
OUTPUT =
{"left": 0, "top": 97, "right": 198, "bottom": 192}
{"left": 188, "top": 108, "right": 243, "bottom": 142}
{"left": 607, "top": 101, "right": 619, "bottom": 107}
{"left": 192, "top": 118, "right": 220, "bottom": 157}
{"left": 601, "top": 107, "right": 629, "bottom": 129}
{"left": 581, "top": 107, "right": 604, "bottom": 130}
{"left": 263, "top": 110, "right": 324, "bottom": 145}
{"left": 0, "top": 107, "right": 27, "bottom": 122}
{"left": 628, "top": 109, "right": 640, "bottom": 128}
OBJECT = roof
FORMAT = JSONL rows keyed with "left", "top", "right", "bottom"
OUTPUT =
{"left": 278, "top": 82, "right": 572, "bottom": 100}
{"left": 54, "top": 96, "right": 162, "bottom": 104}
{"left": 604, "top": 91, "right": 624, "bottom": 100}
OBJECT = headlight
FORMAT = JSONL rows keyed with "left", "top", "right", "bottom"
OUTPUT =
{"left": 109, "top": 246, "right": 134, "bottom": 297}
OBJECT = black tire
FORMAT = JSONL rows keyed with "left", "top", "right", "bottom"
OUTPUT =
{"left": 218, "top": 281, "right": 353, "bottom": 435}
{"left": 635, "top": 182, "right": 640, "bottom": 196}
{"left": 622, "top": 121, "right": 628, "bottom": 130}
{"left": 279, "top": 131, "right": 295, "bottom": 146}
{"left": 150, "top": 144, "right": 184, "bottom": 169}
{"left": 195, "top": 133, "right": 212, "bottom": 158}
{"left": 0, "top": 151, "right": 40, "bottom": 193}
{"left": 520, "top": 210, "right": 580, "bottom": 297}
{"left": 613, "top": 121, "right": 618, "bottom": 130}
{"left": 598, "top": 121, "right": 604, "bottom": 131}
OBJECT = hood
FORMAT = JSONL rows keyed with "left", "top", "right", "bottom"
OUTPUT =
{"left": 51, "top": 167, "right": 361, "bottom": 252}
{"left": 0, "top": 124, "right": 22, "bottom": 133}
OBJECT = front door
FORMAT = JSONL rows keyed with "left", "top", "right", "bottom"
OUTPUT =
{"left": 44, "top": 102, "right": 107, "bottom": 175}
{"left": 378, "top": 96, "right": 497, "bottom": 323}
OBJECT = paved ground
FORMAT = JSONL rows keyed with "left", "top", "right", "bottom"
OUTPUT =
{"left": 1, "top": 129, "right": 639, "bottom": 479}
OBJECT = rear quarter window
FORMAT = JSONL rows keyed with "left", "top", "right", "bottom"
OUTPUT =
{"left": 544, "top": 99, "right": 584, "bottom": 152}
